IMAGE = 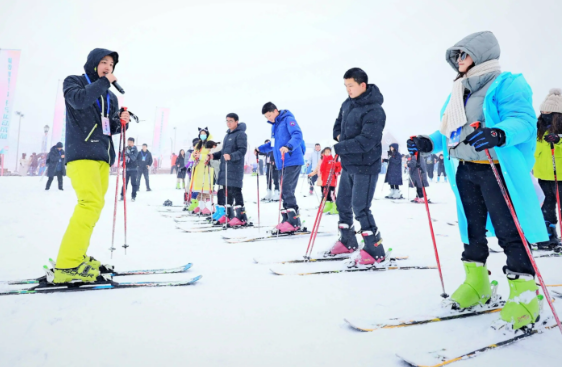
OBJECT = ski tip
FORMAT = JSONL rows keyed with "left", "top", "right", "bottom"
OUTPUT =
{"left": 183, "top": 263, "right": 193, "bottom": 271}
{"left": 343, "top": 318, "right": 375, "bottom": 332}
{"left": 191, "top": 274, "right": 203, "bottom": 283}
{"left": 269, "top": 268, "right": 283, "bottom": 276}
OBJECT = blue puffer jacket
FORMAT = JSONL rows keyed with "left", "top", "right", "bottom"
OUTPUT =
{"left": 258, "top": 110, "right": 305, "bottom": 169}
{"left": 428, "top": 72, "right": 548, "bottom": 244}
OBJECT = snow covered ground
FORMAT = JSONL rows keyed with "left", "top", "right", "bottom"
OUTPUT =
{"left": 0, "top": 172, "right": 560, "bottom": 367}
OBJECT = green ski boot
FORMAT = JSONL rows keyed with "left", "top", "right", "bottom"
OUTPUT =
{"left": 187, "top": 199, "right": 199, "bottom": 212}
{"left": 450, "top": 261, "right": 493, "bottom": 309}
{"left": 53, "top": 262, "right": 100, "bottom": 284}
{"left": 323, "top": 202, "right": 333, "bottom": 213}
{"left": 330, "top": 203, "right": 339, "bottom": 215}
{"left": 499, "top": 270, "right": 540, "bottom": 330}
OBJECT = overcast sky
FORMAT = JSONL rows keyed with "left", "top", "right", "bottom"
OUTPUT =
{"left": 1, "top": 0, "right": 561, "bottom": 166}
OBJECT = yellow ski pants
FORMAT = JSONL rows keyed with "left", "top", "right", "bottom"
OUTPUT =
{"left": 56, "top": 160, "right": 110, "bottom": 269}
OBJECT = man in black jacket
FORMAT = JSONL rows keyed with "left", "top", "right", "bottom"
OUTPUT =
{"left": 45, "top": 142, "right": 66, "bottom": 191}
{"left": 54, "top": 48, "right": 129, "bottom": 284}
{"left": 121, "top": 137, "right": 139, "bottom": 201}
{"left": 329, "top": 68, "right": 386, "bottom": 265}
{"left": 209, "top": 113, "right": 248, "bottom": 226}
{"left": 137, "top": 143, "right": 153, "bottom": 191}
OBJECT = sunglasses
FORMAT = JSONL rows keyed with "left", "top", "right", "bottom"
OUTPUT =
{"left": 455, "top": 51, "right": 469, "bottom": 61}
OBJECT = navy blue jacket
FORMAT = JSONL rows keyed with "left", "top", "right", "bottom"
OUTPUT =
{"left": 333, "top": 84, "right": 386, "bottom": 175}
{"left": 384, "top": 143, "right": 403, "bottom": 186}
{"left": 213, "top": 123, "right": 248, "bottom": 188}
{"left": 46, "top": 146, "right": 66, "bottom": 177}
{"left": 63, "top": 48, "right": 128, "bottom": 166}
{"left": 258, "top": 110, "right": 305, "bottom": 169}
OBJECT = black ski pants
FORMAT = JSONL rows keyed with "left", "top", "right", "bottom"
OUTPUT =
{"left": 538, "top": 179, "right": 560, "bottom": 225}
{"left": 427, "top": 163, "right": 435, "bottom": 179}
{"left": 309, "top": 174, "right": 318, "bottom": 192}
{"left": 170, "top": 165, "right": 177, "bottom": 174}
{"left": 280, "top": 165, "right": 300, "bottom": 210}
{"left": 321, "top": 186, "right": 335, "bottom": 202}
{"left": 217, "top": 187, "right": 244, "bottom": 206}
{"left": 46, "top": 172, "right": 63, "bottom": 190}
{"left": 456, "top": 162, "right": 534, "bottom": 275}
{"left": 336, "top": 169, "right": 378, "bottom": 232}
{"left": 266, "top": 164, "right": 279, "bottom": 191}
{"left": 137, "top": 166, "right": 151, "bottom": 190}
{"left": 121, "top": 170, "right": 138, "bottom": 199}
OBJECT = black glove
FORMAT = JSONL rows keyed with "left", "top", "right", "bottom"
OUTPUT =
{"left": 406, "top": 137, "right": 432, "bottom": 155}
{"left": 545, "top": 133, "right": 561, "bottom": 144}
{"left": 464, "top": 128, "right": 506, "bottom": 152}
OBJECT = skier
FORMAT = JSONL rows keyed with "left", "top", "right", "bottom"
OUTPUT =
{"left": 407, "top": 31, "right": 548, "bottom": 330}
{"left": 258, "top": 139, "right": 280, "bottom": 201}
{"left": 425, "top": 153, "right": 437, "bottom": 181}
{"left": 327, "top": 67, "right": 387, "bottom": 266}
{"left": 170, "top": 153, "right": 178, "bottom": 174}
{"left": 136, "top": 143, "right": 153, "bottom": 191}
{"left": 120, "top": 137, "right": 138, "bottom": 202}
{"left": 175, "top": 149, "right": 187, "bottom": 189}
{"left": 408, "top": 153, "right": 430, "bottom": 203}
{"left": 52, "top": 48, "right": 129, "bottom": 283}
{"left": 309, "top": 147, "right": 341, "bottom": 214}
{"left": 533, "top": 88, "right": 562, "bottom": 250}
{"left": 308, "top": 144, "right": 321, "bottom": 195}
{"left": 436, "top": 153, "right": 447, "bottom": 182}
{"left": 45, "top": 142, "right": 66, "bottom": 191}
{"left": 209, "top": 113, "right": 248, "bottom": 226}
{"left": 383, "top": 143, "right": 403, "bottom": 199}
{"left": 188, "top": 128, "right": 214, "bottom": 213}
{"left": 256, "top": 102, "right": 305, "bottom": 233}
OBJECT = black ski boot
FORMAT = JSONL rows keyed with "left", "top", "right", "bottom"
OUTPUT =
{"left": 358, "top": 230, "right": 386, "bottom": 264}
{"left": 536, "top": 221, "right": 560, "bottom": 250}
{"left": 327, "top": 223, "right": 358, "bottom": 256}
{"left": 229, "top": 206, "right": 248, "bottom": 227}
{"left": 283, "top": 208, "right": 301, "bottom": 232}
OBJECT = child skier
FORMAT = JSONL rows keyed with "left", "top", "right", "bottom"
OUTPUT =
{"left": 533, "top": 88, "right": 562, "bottom": 250}
{"left": 256, "top": 102, "right": 305, "bottom": 233}
{"left": 327, "top": 68, "right": 387, "bottom": 266}
{"left": 309, "top": 147, "right": 341, "bottom": 214}
{"left": 383, "top": 143, "right": 403, "bottom": 199}
{"left": 436, "top": 154, "right": 447, "bottom": 182}
{"left": 188, "top": 128, "right": 214, "bottom": 214}
{"left": 407, "top": 31, "right": 548, "bottom": 331}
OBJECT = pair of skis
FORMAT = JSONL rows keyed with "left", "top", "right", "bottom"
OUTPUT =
{"left": 1, "top": 263, "right": 201, "bottom": 296}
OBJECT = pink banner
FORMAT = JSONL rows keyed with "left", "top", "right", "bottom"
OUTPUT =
{"left": 0, "top": 49, "right": 21, "bottom": 154}
{"left": 152, "top": 107, "right": 170, "bottom": 157}
{"left": 50, "top": 80, "right": 66, "bottom": 146}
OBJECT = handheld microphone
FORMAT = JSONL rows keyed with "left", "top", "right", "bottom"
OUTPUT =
{"left": 112, "top": 81, "right": 125, "bottom": 94}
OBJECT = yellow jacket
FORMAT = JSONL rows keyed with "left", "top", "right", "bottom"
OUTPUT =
{"left": 189, "top": 139, "right": 214, "bottom": 192}
{"left": 534, "top": 136, "right": 562, "bottom": 181}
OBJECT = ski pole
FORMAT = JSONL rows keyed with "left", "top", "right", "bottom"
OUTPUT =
{"left": 411, "top": 137, "right": 447, "bottom": 298}
{"left": 122, "top": 119, "right": 128, "bottom": 254}
{"left": 208, "top": 159, "right": 214, "bottom": 215}
{"left": 255, "top": 152, "right": 261, "bottom": 228}
{"left": 305, "top": 155, "right": 339, "bottom": 259}
{"left": 110, "top": 123, "right": 124, "bottom": 258}
{"left": 468, "top": 122, "right": 562, "bottom": 335}
{"left": 549, "top": 142, "right": 562, "bottom": 246}
{"left": 224, "top": 160, "right": 229, "bottom": 228}
{"left": 277, "top": 153, "right": 285, "bottom": 229}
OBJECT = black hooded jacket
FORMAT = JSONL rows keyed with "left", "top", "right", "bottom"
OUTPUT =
{"left": 212, "top": 123, "right": 248, "bottom": 188}
{"left": 384, "top": 143, "right": 403, "bottom": 186}
{"left": 46, "top": 145, "right": 66, "bottom": 177}
{"left": 63, "top": 48, "right": 127, "bottom": 166}
{"left": 333, "top": 84, "right": 386, "bottom": 175}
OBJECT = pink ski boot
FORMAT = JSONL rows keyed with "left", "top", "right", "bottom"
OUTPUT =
{"left": 327, "top": 224, "right": 358, "bottom": 256}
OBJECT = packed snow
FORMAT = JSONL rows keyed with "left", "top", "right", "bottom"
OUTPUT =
{"left": 0, "top": 173, "right": 560, "bottom": 366}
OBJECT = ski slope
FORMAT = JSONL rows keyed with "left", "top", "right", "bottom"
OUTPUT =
{"left": 0, "top": 173, "right": 560, "bottom": 367}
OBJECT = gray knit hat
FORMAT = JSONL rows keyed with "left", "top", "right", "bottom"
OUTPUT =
{"left": 540, "top": 88, "right": 562, "bottom": 114}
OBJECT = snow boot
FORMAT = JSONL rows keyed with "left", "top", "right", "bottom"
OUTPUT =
{"left": 355, "top": 230, "right": 385, "bottom": 265}
{"left": 53, "top": 261, "right": 100, "bottom": 284}
{"left": 228, "top": 206, "right": 248, "bottom": 227}
{"left": 176, "top": 182, "right": 180, "bottom": 189}
{"left": 262, "top": 189, "right": 273, "bottom": 201}
{"left": 535, "top": 221, "right": 560, "bottom": 250}
{"left": 212, "top": 206, "right": 224, "bottom": 221}
{"left": 450, "top": 261, "right": 493, "bottom": 309}
{"left": 385, "top": 189, "right": 396, "bottom": 199}
{"left": 392, "top": 189, "right": 403, "bottom": 199}
{"left": 187, "top": 199, "right": 199, "bottom": 212}
{"left": 272, "top": 189, "right": 280, "bottom": 201}
{"left": 328, "top": 223, "right": 358, "bottom": 256}
{"left": 329, "top": 202, "right": 339, "bottom": 215}
{"left": 278, "top": 208, "right": 301, "bottom": 233}
{"left": 499, "top": 269, "right": 540, "bottom": 330}
{"left": 323, "top": 201, "right": 333, "bottom": 213}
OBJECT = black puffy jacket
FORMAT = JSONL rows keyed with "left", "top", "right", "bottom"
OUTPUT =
{"left": 63, "top": 48, "right": 128, "bottom": 166}
{"left": 333, "top": 84, "right": 386, "bottom": 175}
{"left": 46, "top": 146, "right": 66, "bottom": 177}
{"left": 213, "top": 123, "right": 248, "bottom": 188}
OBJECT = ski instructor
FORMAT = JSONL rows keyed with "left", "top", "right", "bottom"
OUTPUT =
{"left": 328, "top": 68, "right": 387, "bottom": 266}
{"left": 53, "top": 48, "right": 129, "bottom": 284}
